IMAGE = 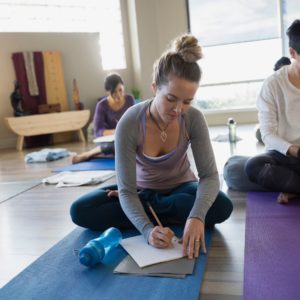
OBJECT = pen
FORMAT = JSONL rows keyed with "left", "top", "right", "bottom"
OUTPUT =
{"left": 146, "top": 202, "right": 163, "bottom": 227}
{"left": 146, "top": 202, "right": 178, "bottom": 244}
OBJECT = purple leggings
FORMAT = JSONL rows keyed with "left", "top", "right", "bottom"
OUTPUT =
{"left": 245, "top": 150, "right": 300, "bottom": 193}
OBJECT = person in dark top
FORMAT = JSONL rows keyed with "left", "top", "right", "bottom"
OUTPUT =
{"left": 72, "top": 73, "right": 135, "bottom": 163}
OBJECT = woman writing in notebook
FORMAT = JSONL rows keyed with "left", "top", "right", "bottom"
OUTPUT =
{"left": 70, "top": 34, "right": 233, "bottom": 259}
{"left": 72, "top": 73, "right": 135, "bottom": 163}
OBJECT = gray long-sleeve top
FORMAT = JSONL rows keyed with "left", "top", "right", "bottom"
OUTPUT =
{"left": 115, "top": 100, "right": 219, "bottom": 240}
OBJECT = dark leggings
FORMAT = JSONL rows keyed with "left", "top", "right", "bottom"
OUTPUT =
{"left": 99, "top": 141, "right": 115, "bottom": 155}
{"left": 245, "top": 150, "right": 300, "bottom": 193}
{"left": 70, "top": 182, "right": 233, "bottom": 231}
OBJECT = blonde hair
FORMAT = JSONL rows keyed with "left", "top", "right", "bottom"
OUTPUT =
{"left": 153, "top": 34, "right": 203, "bottom": 87}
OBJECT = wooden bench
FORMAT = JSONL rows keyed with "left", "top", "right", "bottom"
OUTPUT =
{"left": 5, "top": 110, "right": 90, "bottom": 151}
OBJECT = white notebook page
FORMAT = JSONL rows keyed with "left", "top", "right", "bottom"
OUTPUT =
{"left": 120, "top": 235, "right": 184, "bottom": 268}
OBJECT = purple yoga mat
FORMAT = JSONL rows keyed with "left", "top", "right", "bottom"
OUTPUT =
{"left": 244, "top": 192, "right": 300, "bottom": 300}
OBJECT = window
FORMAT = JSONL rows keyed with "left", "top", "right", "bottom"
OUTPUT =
{"left": 98, "top": 0, "right": 126, "bottom": 70}
{"left": 0, "top": 0, "right": 126, "bottom": 70}
{"left": 187, "top": 0, "right": 300, "bottom": 111}
{"left": 285, "top": 0, "right": 300, "bottom": 28}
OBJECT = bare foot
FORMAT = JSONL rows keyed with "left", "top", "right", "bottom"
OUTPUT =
{"left": 71, "top": 146, "right": 101, "bottom": 164}
{"left": 277, "top": 192, "right": 299, "bottom": 204}
{"left": 71, "top": 153, "right": 90, "bottom": 164}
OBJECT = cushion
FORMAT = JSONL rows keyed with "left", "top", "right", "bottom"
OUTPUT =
{"left": 223, "top": 155, "right": 267, "bottom": 192}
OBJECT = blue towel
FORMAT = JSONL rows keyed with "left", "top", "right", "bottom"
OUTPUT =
{"left": 25, "top": 148, "right": 70, "bottom": 163}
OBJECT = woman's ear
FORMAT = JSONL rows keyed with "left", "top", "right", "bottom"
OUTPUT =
{"left": 289, "top": 47, "right": 296, "bottom": 59}
{"left": 151, "top": 82, "right": 157, "bottom": 94}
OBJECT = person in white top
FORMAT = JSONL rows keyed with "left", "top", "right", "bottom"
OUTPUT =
{"left": 245, "top": 19, "right": 300, "bottom": 204}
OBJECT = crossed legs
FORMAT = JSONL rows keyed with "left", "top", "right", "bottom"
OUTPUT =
{"left": 70, "top": 182, "right": 233, "bottom": 230}
{"left": 245, "top": 150, "right": 300, "bottom": 203}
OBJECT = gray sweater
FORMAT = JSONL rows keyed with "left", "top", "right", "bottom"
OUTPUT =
{"left": 115, "top": 100, "right": 219, "bottom": 240}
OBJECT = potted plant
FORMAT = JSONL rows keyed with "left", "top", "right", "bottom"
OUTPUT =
{"left": 131, "top": 87, "right": 141, "bottom": 102}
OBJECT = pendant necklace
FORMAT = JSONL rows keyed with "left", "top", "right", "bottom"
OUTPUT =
{"left": 148, "top": 100, "right": 168, "bottom": 142}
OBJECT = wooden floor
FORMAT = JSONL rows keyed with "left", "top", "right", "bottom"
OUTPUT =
{"left": 0, "top": 124, "right": 264, "bottom": 299}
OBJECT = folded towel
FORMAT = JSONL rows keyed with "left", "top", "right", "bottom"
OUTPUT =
{"left": 42, "top": 170, "right": 115, "bottom": 187}
{"left": 25, "top": 148, "right": 70, "bottom": 163}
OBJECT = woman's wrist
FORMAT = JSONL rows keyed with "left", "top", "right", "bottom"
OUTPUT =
{"left": 287, "top": 145, "right": 300, "bottom": 157}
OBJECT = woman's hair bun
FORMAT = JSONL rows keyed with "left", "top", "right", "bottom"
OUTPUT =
{"left": 173, "top": 34, "right": 203, "bottom": 63}
{"left": 153, "top": 34, "right": 203, "bottom": 85}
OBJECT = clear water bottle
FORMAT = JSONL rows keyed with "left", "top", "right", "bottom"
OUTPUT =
{"left": 227, "top": 118, "right": 237, "bottom": 143}
{"left": 79, "top": 227, "right": 122, "bottom": 267}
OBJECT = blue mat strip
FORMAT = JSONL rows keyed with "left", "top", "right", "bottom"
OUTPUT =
{"left": 52, "top": 158, "right": 115, "bottom": 172}
{"left": 0, "top": 227, "right": 213, "bottom": 300}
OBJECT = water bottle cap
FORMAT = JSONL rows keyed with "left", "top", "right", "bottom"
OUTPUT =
{"left": 79, "top": 252, "right": 93, "bottom": 266}
{"left": 79, "top": 244, "right": 104, "bottom": 267}
{"left": 227, "top": 118, "right": 236, "bottom": 124}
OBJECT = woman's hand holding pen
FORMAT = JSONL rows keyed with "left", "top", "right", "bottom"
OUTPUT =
{"left": 148, "top": 226, "right": 174, "bottom": 248}
{"left": 146, "top": 202, "right": 174, "bottom": 248}
{"left": 182, "top": 218, "right": 206, "bottom": 259}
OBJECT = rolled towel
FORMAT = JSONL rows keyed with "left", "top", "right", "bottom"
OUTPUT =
{"left": 25, "top": 148, "right": 70, "bottom": 163}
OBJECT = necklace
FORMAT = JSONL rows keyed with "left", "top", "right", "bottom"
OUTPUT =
{"left": 148, "top": 100, "right": 168, "bottom": 142}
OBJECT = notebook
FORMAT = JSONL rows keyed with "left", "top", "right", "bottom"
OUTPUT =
{"left": 120, "top": 235, "right": 184, "bottom": 268}
{"left": 114, "top": 255, "right": 195, "bottom": 278}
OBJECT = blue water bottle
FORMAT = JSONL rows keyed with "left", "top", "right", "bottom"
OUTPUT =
{"left": 79, "top": 227, "right": 122, "bottom": 267}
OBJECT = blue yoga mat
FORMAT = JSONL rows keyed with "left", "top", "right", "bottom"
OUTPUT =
{"left": 53, "top": 158, "right": 115, "bottom": 172}
{"left": 0, "top": 226, "right": 213, "bottom": 300}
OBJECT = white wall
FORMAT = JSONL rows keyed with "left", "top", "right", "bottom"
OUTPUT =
{"left": 0, "top": 33, "right": 133, "bottom": 148}
{"left": 127, "top": 0, "right": 188, "bottom": 99}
